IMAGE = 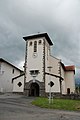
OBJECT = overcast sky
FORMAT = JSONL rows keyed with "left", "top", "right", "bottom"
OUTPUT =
{"left": 0, "top": 0, "right": 80, "bottom": 82}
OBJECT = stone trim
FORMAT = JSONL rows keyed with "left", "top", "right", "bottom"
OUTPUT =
{"left": 43, "top": 39, "right": 45, "bottom": 82}
{"left": 24, "top": 80, "right": 45, "bottom": 96}
{"left": 24, "top": 41, "right": 28, "bottom": 90}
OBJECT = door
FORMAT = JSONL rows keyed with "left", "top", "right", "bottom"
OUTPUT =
{"left": 30, "top": 83, "right": 39, "bottom": 96}
{"left": 67, "top": 88, "right": 70, "bottom": 94}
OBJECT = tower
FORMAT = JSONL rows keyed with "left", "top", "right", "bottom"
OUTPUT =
{"left": 23, "top": 33, "right": 53, "bottom": 96}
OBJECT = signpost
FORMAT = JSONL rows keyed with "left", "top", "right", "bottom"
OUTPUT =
{"left": 48, "top": 81, "right": 54, "bottom": 104}
{"left": 47, "top": 66, "right": 54, "bottom": 104}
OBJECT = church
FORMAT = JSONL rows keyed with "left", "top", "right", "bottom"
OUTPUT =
{"left": 13, "top": 33, "right": 75, "bottom": 96}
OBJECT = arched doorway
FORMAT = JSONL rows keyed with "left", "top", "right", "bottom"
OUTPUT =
{"left": 67, "top": 88, "right": 70, "bottom": 94}
{"left": 29, "top": 83, "right": 39, "bottom": 96}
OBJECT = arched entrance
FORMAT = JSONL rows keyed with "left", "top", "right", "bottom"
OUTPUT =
{"left": 29, "top": 83, "right": 39, "bottom": 96}
{"left": 67, "top": 88, "right": 70, "bottom": 94}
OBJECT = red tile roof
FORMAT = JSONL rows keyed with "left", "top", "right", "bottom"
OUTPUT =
{"left": 65, "top": 65, "right": 75, "bottom": 74}
{"left": 61, "top": 62, "right": 75, "bottom": 74}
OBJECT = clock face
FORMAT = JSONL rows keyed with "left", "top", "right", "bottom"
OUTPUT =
{"left": 33, "top": 53, "right": 38, "bottom": 58}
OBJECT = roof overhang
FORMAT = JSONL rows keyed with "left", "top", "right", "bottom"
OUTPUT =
{"left": 23, "top": 33, "right": 53, "bottom": 46}
{"left": 0, "top": 58, "right": 23, "bottom": 72}
{"left": 61, "top": 62, "right": 75, "bottom": 74}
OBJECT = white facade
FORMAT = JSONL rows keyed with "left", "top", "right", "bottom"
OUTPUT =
{"left": 45, "top": 55, "right": 61, "bottom": 93}
{"left": 12, "top": 74, "right": 24, "bottom": 93}
{"left": 62, "top": 71, "right": 75, "bottom": 94}
{"left": 26, "top": 38, "right": 44, "bottom": 83}
{"left": 45, "top": 75, "right": 60, "bottom": 93}
{"left": 0, "top": 34, "right": 75, "bottom": 95}
{"left": 0, "top": 58, "right": 22, "bottom": 92}
{"left": 12, "top": 33, "right": 75, "bottom": 96}
{"left": 22, "top": 33, "right": 75, "bottom": 96}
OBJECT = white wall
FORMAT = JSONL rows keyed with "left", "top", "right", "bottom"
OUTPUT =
{"left": 64, "top": 71, "right": 75, "bottom": 94}
{"left": 0, "top": 62, "right": 21, "bottom": 92}
{"left": 49, "top": 56, "right": 60, "bottom": 76}
{"left": 62, "top": 80, "right": 66, "bottom": 94}
{"left": 45, "top": 74, "right": 60, "bottom": 93}
{"left": 61, "top": 65, "right": 65, "bottom": 79}
{"left": 13, "top": 75, "right": 24, "bottom": 92}
{"left": 26, "top": 38, "right": 44, "bottom": 82}
{"left": 45, "top": 52, "right": 61, "bottom": 93}
{"left": 24, "top": 35, "right": 75, "bottom": 95}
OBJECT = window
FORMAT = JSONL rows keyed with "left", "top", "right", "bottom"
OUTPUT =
{"left": 0, "top": 63, "right": 2, "bottom": 74}
{"left": 30, "top": 70, "right": 39, "bottom": 76}
{"left": 12, "top": 69, "right": 14, "bottom": 74}
{"left": 38, "top": 40, "right": 42, "bottom": 45}
{"left": 29, "top": 41, "right": 32, "bottom": 46}
{"left": 0, "top": 63, "right": 1, "bottom": 73}
{"left": 34, "top": 41, "right": 37, "bottom": 52}
{"left": 17, "top": 82, "right": 22, "bottom": 87}
{"left": 0, "top": 63, "right": 4, "bottom": 75}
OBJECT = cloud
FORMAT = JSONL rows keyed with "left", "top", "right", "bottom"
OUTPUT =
{"left": 0, "top": 0, "right": 80, "bottom": 78}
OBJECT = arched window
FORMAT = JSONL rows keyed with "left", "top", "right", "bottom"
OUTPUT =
{"left": 29, "top": 41, "right": 32, "bottom": 46}
{"left": 34, "top": 41, "right": 37, "bottom": 52}
{"left": 38, "top": 40, "right": 42, "bottom": 45}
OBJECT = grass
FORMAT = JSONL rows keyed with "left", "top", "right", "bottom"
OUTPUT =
{"left": 32, "top": 97, "right": 80, "bottom": 111}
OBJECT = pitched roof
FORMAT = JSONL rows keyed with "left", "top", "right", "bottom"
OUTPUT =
{"left": 65, "top": 65, "right": 75, "bottom": 72}
{"left": 61, "top": 62, "right": 75, "bottom": 74}
{"left": 23, "top": 33, "right": 53, "bottom": 45}
{"left": 0, "top": 58, "right": 23, "bottom": 72}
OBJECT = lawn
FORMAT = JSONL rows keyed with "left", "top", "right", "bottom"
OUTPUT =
{"left": 32, "top": 97, "right": 80, "bottom": 111}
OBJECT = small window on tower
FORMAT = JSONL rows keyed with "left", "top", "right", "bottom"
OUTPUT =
{"left": 34, "top": 41, "right": 37, "bottom": 52}
{"left": 38, "top": 40, "right": 42, "bottom": 45}
{"left": 29, "top": 41, "right": 32, "bottom": 46}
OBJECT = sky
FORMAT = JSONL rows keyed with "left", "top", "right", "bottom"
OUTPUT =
{"left": 0, "top": 0, "right": 80, "bottom": 83}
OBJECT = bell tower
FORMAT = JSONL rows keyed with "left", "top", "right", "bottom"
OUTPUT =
{"left": 23, "top": 33, "right": 53, "bottom": 96}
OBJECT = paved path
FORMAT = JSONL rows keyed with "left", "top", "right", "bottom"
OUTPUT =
{"left": 0, "top": 93, "right": 80, "bottom": 120}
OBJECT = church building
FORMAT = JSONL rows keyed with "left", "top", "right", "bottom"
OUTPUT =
{"left": 22, "top": 33, "right": 75, "bottom": 96}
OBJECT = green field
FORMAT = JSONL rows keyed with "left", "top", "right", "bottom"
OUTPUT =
{"left": 32, "top": 97, "right": 80, "bottom": 111}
